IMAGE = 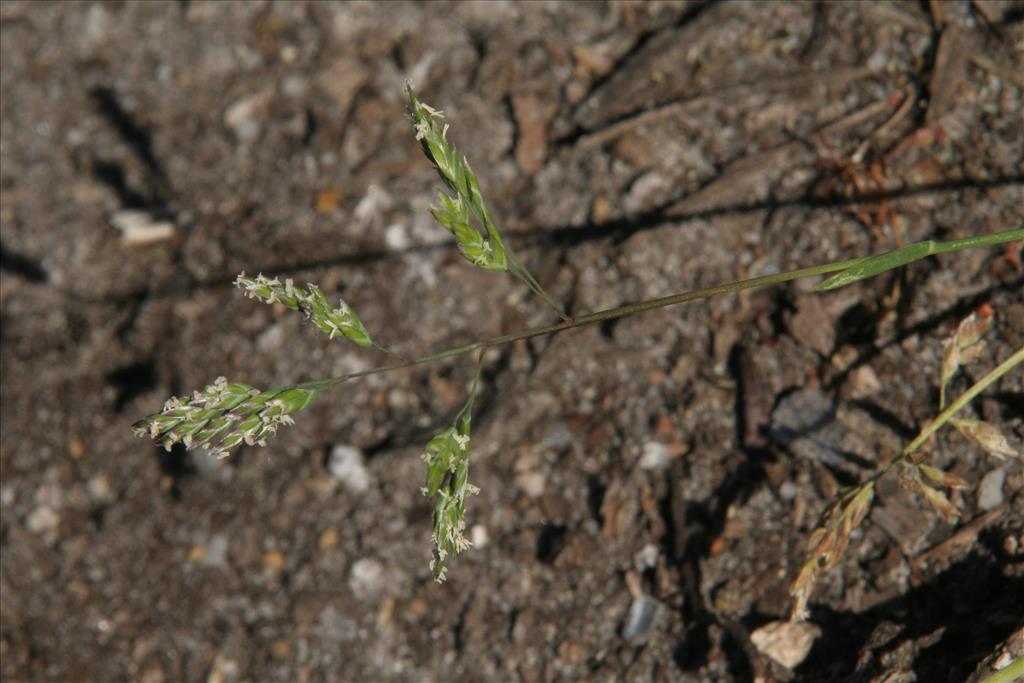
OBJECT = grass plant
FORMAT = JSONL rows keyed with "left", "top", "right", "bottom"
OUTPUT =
{"left": 134, "top": 88, "right": 1023, "bottom": 609}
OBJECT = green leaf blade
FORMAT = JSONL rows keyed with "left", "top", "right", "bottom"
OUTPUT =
{"left": 814, "top": 241, "right": 936, "bottom": 291}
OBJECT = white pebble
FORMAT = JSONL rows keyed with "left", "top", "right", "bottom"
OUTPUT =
{"left": 111, "top": 210, "right": 176, "bottom": 246}
{"left": 634, "top": 544, "right": 659, "bottom": 570}
{"left": 470, "top": 524, "right": 489, "bottom": 548}
{"left": 638, "top": 441, "right": 672, "bottom": 470}
{"left": 26, "top": 505, "right": 60, "bottom": 534}
{"left": 328, "top": 445, "right": 371, "bottom": 493}
{"left": 978, "top": 468, "right": 1006, "bottom": 512}
{"left": 349, "top": 558, "right": 384, "bottom": 597}
{"left": 86, "top": 475, "right": 114, "bottom": 503}
{"left": 384, "top": 223, "right": 410, "bottom": 250}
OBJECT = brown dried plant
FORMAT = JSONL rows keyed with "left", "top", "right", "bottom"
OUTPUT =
{"left": 791, "top": 308, "right": 1021, "bottom": 620}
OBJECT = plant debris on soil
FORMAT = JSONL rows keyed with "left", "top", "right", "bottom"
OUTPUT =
{"left": 1, "top": 2, "right": 1022, "bottom": 682}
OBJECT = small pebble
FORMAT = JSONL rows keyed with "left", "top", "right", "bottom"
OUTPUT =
{"left": 384, "top": 223, "right": 410, "bottom": 250}
{"left": 540, "top": 423, "right": 574, "bottom": 451}
{"left": 625, "top": 171, "right": 671, "bottom": 213}
{"left": 81, "top": 4, "right": 110, "bottom": 48}
{"left": 846, "top": 365, "right": 882, "bottom": 399}
{"left": 750, "top": 620, "right": 821, "bottom": 668}
{"left": 770, "top": 388, "right": 845, "bottom": 468}
{"left": 206, "top": 653, "right": 239, "bottom": 683}
{"left": 623, "top": 595, "right": 662, "bottom": 641}
{"left": 327, "top": 445, "right": 371, "bottom": 493}
{"left": 111, "top": 210, "right": 176, "bottom": 246}
{"left": 279, "top": 45, "right": 298, "bottom": 63}
{"left": 224, "top": 90, "right": 271, "bottom": 141}
{"left": 353, "top": 184, "right": 392, "bottom": 223}
{"left": 634, "top": 544, "right": 659, "bottom": 571}
{"left": 977, "top": 468, "right": 1006, "bottom": 511}
{"left": 26, "top": 505, "right": 59, "bottom": 534}
{"left": 318, "top": 529, "right": 340, "bottom": 551}
{"left": 515, "top": 471, "right": 546, "bottom": 498}
{"left": 262, "top": 550, "right": 286, "bottom": 574}
{"left": 314, "top": 187, "right": 343, "bottom": 214}
{"left": 349, "top": 558, "right": 384, "bottom": 597}
{"left": 281, "top": 74, "right": 308, "bottom": 98}
{"left": 638, "top": 441, "right": 672, "bottom": 470}
{"left": 318, "top": 604, "right": 356, "bottom": 640}
{"left": 86, "top": 475, "right": 114, "bottom": 503}
{"left": 270, "top": 639, "right": 291, "bottom": 659}
{"left": 200, "top": 533, "right": 230, "bottom": 568}
{"left": 1004, "top": 531, "right": 1021, "bottom": 556}
{"left": 470, "top": 524, "right": 489, "bottom": 548}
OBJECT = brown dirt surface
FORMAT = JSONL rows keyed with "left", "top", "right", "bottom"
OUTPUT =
{"left": 2, "top": 2, "right": 1023, "bottom": 682}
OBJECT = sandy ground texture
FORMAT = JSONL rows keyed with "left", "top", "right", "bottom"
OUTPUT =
{"left": 2, "top": 1, "right": 1023, "bottom": 681}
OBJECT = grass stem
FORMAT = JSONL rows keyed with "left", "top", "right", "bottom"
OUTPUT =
{"left": 298, "top": 229, "right": 1022, "bottom": 392}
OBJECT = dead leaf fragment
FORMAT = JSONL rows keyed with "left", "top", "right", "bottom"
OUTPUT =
{"left": 511, "top": 93, "right": 557, "bottom": 175}
{"left": 787, "top": 294, "right": 834, "bottom": 356}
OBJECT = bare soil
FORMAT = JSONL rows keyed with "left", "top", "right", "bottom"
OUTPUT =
{"left": 1, "top": 2, "right": 1022, "bottom": 682}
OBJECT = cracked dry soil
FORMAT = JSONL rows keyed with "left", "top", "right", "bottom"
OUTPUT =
{"left": 1, "top": 2, "right": 1023, "bottom": 682}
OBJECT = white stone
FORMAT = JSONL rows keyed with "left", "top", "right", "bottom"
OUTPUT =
{"left": 354, "top": 184, "right": 392, "bottom": 223}
{"left": 26, "top": 505, "right": 60, "bottom": 534}
{"left": 638, "top": 441, "right": 672, "bottom": 470}
{"left": 86, "top": 475, "right": 114, "bottom": 503}
{"left": 470, "top": 524, "right": 489, "bottom": 548}
{"left": 978, "top": 468, "right": 1006, "bottom": 511}
{"left": 111, "top": 210, "right": 176, "bottom": 246}
{"left": 514, "top": 471, "right": 545, "bottom": 498}
{"left": 328, "top": 445, "right": 371, "bottom": 493}
{"left": 349, "top": 558, "right": 384, "bottom": 597}
{"left": 634, "top": 544, "right": 659, "bottom": 570}
{"left": 384, "top": 223, "right": 410, "bottom": 250}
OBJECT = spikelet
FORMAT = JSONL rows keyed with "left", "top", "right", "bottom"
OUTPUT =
{"left": 790, "top": 482, "right": 874, "bottom": 621}
{"left": 407, "top": 86, "right": 508, "bottom": 272}
{"left": 235, "top": 273, "right": 374, "bottom": 347}
{"left": 420, "top": 389, "right": 479, "bottom": 581}
{"left": 132, "top": 377, "right": 319, "bottom": 460}
{"left": 939, "top": 309, "right": 992, "bottom": 408}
